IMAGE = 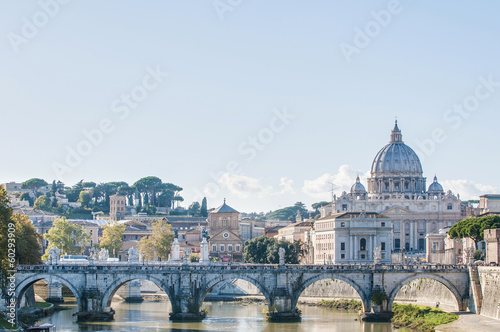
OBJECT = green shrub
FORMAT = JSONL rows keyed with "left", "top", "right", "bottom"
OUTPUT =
{"left": 392, "top": 303, "right": 458, "bottom": 332}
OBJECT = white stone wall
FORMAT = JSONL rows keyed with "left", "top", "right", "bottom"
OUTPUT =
{"left": 478, "top": 266, "right": 500, "bottom": 319}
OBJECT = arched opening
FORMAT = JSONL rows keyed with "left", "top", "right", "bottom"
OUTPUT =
{"left": 16, "top": 275, "right": 81, "bottom": 317}
{"left": 292, "top": 275, "right": 369, "bottom": 316}
{"left": 388, "top": 276, "right": 462, "bottom": 312}
{"left": 102, "top": 277, "right": 171, "bottom": 311}
{"left": 199, "top": 276, "right": 270, "bottom": 320}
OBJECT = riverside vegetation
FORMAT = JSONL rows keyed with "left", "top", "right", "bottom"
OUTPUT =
{"left": 301, "top": 299, "right": 457, "bottom": 331}
{"left": 392, "top": 304, "right": 458, "bottom": 332}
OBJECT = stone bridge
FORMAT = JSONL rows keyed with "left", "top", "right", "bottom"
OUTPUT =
{"left": 15, "top": 263, "right": 470, "bottom": 322}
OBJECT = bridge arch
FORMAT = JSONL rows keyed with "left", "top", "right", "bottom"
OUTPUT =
{"left": 199, "top": 274, "right": 272, "bottom": 307}
{"left": 101, "top": 275, "right": 171, "bottom": 311}
{"left": 387, "top": 274, "right": 463, "bottom": 311}
{"left": 291, "top": 274, "right": 370, "bottom": 312}
{"left": 15, "top": 274, "right": 82, "bottom": 309}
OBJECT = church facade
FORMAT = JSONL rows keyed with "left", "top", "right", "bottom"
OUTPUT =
{"left": 208, "top": 200, "right": 244, "bottom": 262}
{"left": 321, "top": 121, "right": 463, "bottom": 252}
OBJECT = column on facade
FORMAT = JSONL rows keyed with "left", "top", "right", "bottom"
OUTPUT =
{"left": 368, "top": 235, "right": 372, "bottom": 261}
{"left": 349, "top": 234, "right": 353, "bottom": 261}
{"left": 400, "top": 220, "right": 405, "bottom": 250}
{"left": 410, "top": 220, "right": 414, "bottom": 250}
{"left": 354, "top": 235, "right": 358, "bottom": 260}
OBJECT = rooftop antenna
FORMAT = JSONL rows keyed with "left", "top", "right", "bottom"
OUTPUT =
{"left": 328, "top": 182, "right": 339, "bottom": 202}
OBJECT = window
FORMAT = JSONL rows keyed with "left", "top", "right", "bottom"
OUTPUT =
{"left": 381, "top": 222, "right": 385, "bottom": 227}
{"left": 405, "top": 223, "right": 410, "bottom": 232}
{"left": 418, "top": 238, "right": 425, "bottom": 251}
{"left": 342, "top": 204, "right": 348, "bottom": 211}
{"left": 361, "top": 254, "right": 366, "bottom": 259}
{"left": 447, "top": 204, "right": 453, "bottom": 210}
{"left": 341, "top": 242, "right": 345, "bottom": 250}
{"left": 341, "top": 254, "right": 345, "bottom": 259}
{"left": 212, "top": 245, "right": 217, "bottom": 252}
{"left": 381, "top": 242, "right": 386, "bottom": 251}
{"left": 222, "top": 218, "right": 228, "bottom": 227}
{"left": 394, "top": 239, "right": 400, "bottom": 249}
{"left": 381, "top": 253, "right": 386, "bottom": 259}
{"left": 228, "top": 244, "right": 233, "bottom": 252}
{"left": 394, "top": 223, "right": 400, "bottom": 232}
{"left": 212, "top": 219, "right": 216, "bottom": 227}
{"left": 236, "top": 245, "right": 240, "bottom": 252}
{"left": 341, "top": 222, "right": 345, "bottom": 227}
{"left": 360, "top": 238, "right": 366, "bottom": 251}
{"left": 220, "top": 244, "right": 225, "bottom": 252}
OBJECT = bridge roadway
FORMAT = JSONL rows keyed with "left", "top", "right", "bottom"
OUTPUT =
{"left": 15, "top": 262, "right": 471, "bottom": 322}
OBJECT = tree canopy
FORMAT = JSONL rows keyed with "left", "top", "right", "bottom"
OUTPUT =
{"left": 34, "top": 195, "right": 51, "bottom": 211}
{"left": 243, "top": 236, "right": 303, "bottom": 264}
{"left": 44, "top": 217, "right": 89, "bottom": 255}
{"left": 138, "top": 220, "right": 174, "bottom": 261}
{"left": 448, "top": 215, "right": 500, "bottom": 248}
{"left": 21, "top": 178, "right": 48, "bottom": 197}
{"left": 12, "top": 214, "right": 42, "bottom": 265}
{"left": 201, "top": 197, "right": 208, "bottom": 217}
{"left": 99, "top": 221, "right": 126, "bottom": 257}
{"left": 265, "top": 202, "right": 309, "bottom": 221}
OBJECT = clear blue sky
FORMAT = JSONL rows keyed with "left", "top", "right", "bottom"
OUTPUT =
{"left": 1, "top": 1, "right": 500, "bottom": 212}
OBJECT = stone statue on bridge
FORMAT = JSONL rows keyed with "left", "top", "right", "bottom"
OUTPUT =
{"left": 98, "top": 248, "right": 109, "bottom": 261}
{"left": 48, "top": 247, "right": 61, "bottom": 265}
{"left": 128, "top": 248, "right": 139, "bottom": 263}
{"left": 279, "top": 247, "right": 285, "bottom": 265}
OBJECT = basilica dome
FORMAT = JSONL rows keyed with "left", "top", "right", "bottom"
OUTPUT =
{"left": 367, "top": 121, "right": 427, "bottom": 196}
{"left": 428, "top": 176, "right": 444, "bottom": 194}
{"left": 370, "top": 121, "right": 423, "bottom": 177}
{"left": 351, "top": 176, "right": 367, "bottom": 194}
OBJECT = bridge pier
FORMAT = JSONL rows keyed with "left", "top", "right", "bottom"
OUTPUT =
{"left": 266, "top": 294, "right": 301, "bottom": 322}
{"left": 169, "top": 268, "right": 207, "bottom": 322}
{"left": 46, "top": 281, "right": 64, "bottom": 303}
{"left": 76, "top": 288, "right": 115, "bottom": 322}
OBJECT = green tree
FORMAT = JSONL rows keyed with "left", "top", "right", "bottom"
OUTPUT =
{"left": 78, "top": 191, "right": 91, "bottom": 207}
{"left": 21, "top": 178, "right": 48, "bottom": 197}
{"left": 0, "top": 188, "right": 13, "bottom": 293}
{"left": 65, "top": 180, "right": 84, "bottom": 202}
{"left": 244, "top": 236, "right": 303, "bottom": 264}
{"left": 243, "top": 236, "right": 275, "bottom": 264}
{"left": 138, "top": 235, "right": 156, "bottom": 261}
{"left": 20, "top": 192, "right": 33, "bottom": 206}
{"left": 12, "top": 214, "right": 42, "bottom": 265}
{"left": 45, "top": 217, "right": 89, "bottom": 255}
{"left": 138, "top": 220, "right": 174, "bottom": 261}
{"left": 266, "top": 202, "right": 309, "bottom": 221}
{"left": 188, "top": 202, "right": 201, "bottom": 216}
{"left": 99, "top": 221, "right": 126, "bottom": 257}
{"left": 201, "top": 197, "right": 208, "bottom": 217}
{"left": 267, "top": 240, "right": 303, "bottom": 264}
{"left": 448, "top": 215, "right": 500, "bottom": 249}
{"left": 134, "top": 176, "right": 163, "bottom": 206}
{"left": 82, "top": 181, "right": 96, "bottom": 188}
{"left": 34, "top": 195, "right": 51, "bottom": 211}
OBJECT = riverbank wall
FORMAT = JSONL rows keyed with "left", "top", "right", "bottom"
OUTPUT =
{"left": 477, "top": 266, "right": 500, "bottom": 320}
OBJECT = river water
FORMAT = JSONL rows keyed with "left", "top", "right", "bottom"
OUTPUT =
{"left": 36, "top": 298, "right": 407, "bottom": 332}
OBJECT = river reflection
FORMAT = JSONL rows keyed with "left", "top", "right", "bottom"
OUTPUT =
{"left": 36, "top": 298, "right": 405, "bottom": 332}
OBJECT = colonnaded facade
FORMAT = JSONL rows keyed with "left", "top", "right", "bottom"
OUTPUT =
{"left": 321, "top": 121, "right": 463, "bottom": 252}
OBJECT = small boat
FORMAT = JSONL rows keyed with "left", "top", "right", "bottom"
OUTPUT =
{"left": 26, "top": 323, "right": 56, "bottom": 332}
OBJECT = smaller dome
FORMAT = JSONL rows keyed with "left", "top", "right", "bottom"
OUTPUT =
{"left": 428, "top": 175, "right": 444, "bottom": 194}
{"left": 351, "top": 176, "right": 367, "bottom": 194}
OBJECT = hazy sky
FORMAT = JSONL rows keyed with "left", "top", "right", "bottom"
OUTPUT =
{"left": 1, "top": 1, "right": 500, "bottom": 212}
